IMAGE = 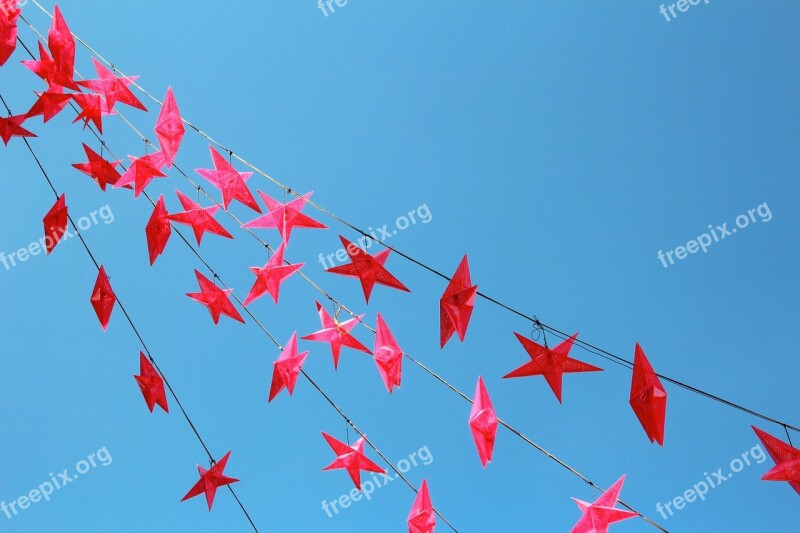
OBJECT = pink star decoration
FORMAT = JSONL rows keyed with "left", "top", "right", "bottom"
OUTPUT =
{"left": 326, "top": 235, "right": 410, "bottom": 303}
{"left": 302, "top": 301, "right": 371, "bottom": 369}
{"left": 242, "top": 190, "right": 327, "bottom": 243}
{"left": 196, "top": 145, "right": 260, "bottom": 212}
{"left": 90, "top": 266, "right": 116, "bottom": 331}
{"left": 268, "top": 332, "right": 309, "bottom": 402}
{"left": 134, "top": 351, "right": 168, "bottom": 413}
{"left": 469, "top": 376, "right": 498, "bottom": 468}
{"left": 373, "top": 312, "right": 403, "bottom": 393}
{"left": 186, "top": 269, "right": 244, "bottom": 325}
{"left": 243, "top": 242, "right": 303, "bottom": 306}
{"left": 752, "top": 426, "right": 800, "bottom": 496}
{"left": 181, "top": 451, "right": 239, "bottom": 511}
{"left": 408, "top": 479, "right": 436, "bottom": 533}
{"left": 570, "top": 475, "right": 637, "bottom": 533}
{"left": 321, "top": 432, "right": 385, "bottom": 490}
{"left": 440, "top": 255, "right": 478, "bottom": 348}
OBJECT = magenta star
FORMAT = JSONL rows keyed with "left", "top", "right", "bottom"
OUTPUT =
{"left": 302, "top": 300, "right": 371, "bottom": 369}
{"left": 321, "top": 433, "right": 385, "bottom": 490}
{"left": 243, "top": 242, "right": 303, "bottom": 306}
{"left": 168, "top": 190, "right": 233, "bottom": 245}
{"left": 268, "top": 332, "right": 309, "bottom": 402}
{"left": 196, "top": 145, "right": 260, "bottom": 212}
{"left": 186, "top": 269, "right": 244, "bottom": 325}
{"left": 242, "top": 191, "right": 327, "bottom": 243}
{"left": 71, "top": 143, "right": 122, "bottom": 191}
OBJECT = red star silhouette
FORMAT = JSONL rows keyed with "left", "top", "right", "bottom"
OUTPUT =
{"left": 753, "top": 426, "right": 800, "bottom": 496}
{"left": 155, "top": 87, "right": 185, "bottom": 168}
{"left": 321, "top": 433, "right": 385, "bottom": 490}
{"left": 90, "top": 266, "right": 116, "bottom": 331}
{"left": 42, "top": 193, "right": 68, "bottom": 255}
{"left": 186, "top": 269, "right": 244, "bottom": 325}
{"left": 145, "top": 194, "right": 172, "bottom": 265}
{"left": 571, "top": 475, "right": 637, "bottom": 533}
{"left": 373, "top": 313, "right": 403, "bottom": 393}
{"left": 26, "top": 86, "right": 72, "bottom": 123}
{"left": 134, "top": 351, "right": 168, "bottom": 413}
{"left": 243, "top": 242, "right": 303, "bottom": 306}
{"left": 77, "top": 57, "right": 146, "bottom": 113}
{"left": 440, "top": 255, "right": 478, "bottom": 348}
{"left": 181, "top": 451, "right": 239, "bottom": 511}
{"left": 47, "top": 6, "right": 79, "bottom": 90}
{"left": 269, "top": 332, "right": 309, "bottom": 402}
{"left": 72, "top": 93, "right": 104, "bottom": 133}
{"left": 302, "top": 301, "right": 371, "bottom": 369}
{"left": 0, "top": 114, "right": 36, "bottom": 145}
{"left": 326, "top": 236, "right": 410, "bottom": 303}
{"left": 114, "top": 152, "right": 167, "bottom": 198}
{"left": 242, "top": 191, "right": 327, "bottom": 243}
{"left": 21, "top": 42, "right": 56, "bottom": 84}
{"left": 503, "top": 333, "right": 602, "bottom": 403}
{"left": 71, "top": 143, "right": 122, "bottom": 191}
{"left": 168, "top": 190, "right": 233, "bottom": 245}
{"left": 630, "top": 343, "right": 667, "bottom": 446}
{"left": 196, "top": 145, "right": 260, "bottom": 212}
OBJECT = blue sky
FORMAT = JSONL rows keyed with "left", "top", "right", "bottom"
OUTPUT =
{"left": 1, "top": 1, "right": 799, "bottom": 532}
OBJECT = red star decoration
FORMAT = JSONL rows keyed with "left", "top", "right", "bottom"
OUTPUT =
{"left": 168, "top": 190, "right": 233, "bottom": 245}
{"left": 302, "top": 301, "right": 371, "bottom": 369}
{"left": 753, "top": 426, "right": 800, "bottom": 496}
{"left": 42, "top": 193, "right": 68, "bottom": 255}
{"left": 154, "top": 87, "right": 185, "bottom": 168}
{"left": 26, "top": 86, "right": 72, "bottom": 123}
{"left": 408, "top": 479, "right": 436, "bottom": 533}
{"left": 145, "top": 195, "right": 172, "bottom": 265}
{"left": 321, "top": 433, "right": 385, "bottom": 490}
{"left": 0, "top": 114, "right": 36, "bottom": 145}
{"left": 242, "top": 190, "right": 327, "bottom": 243}
{"left": 186, "top": 269, "right": 244, "bottom": 325}
{"left": 440, "top": 255, "right": 478, "bottom": 348}
{"left": 21, "top": 42, "right": 56, "bottom": 84}
{"left": 134, "top": 351, "right": 168, "bottom": 413}
{"left": 181, "top": 451, "right": 239, "bottom": 511}
{"left": 71, "top": 143, "right": 122, "bottom": 191}
{"left": 47, "top": 6, "right": 79, "bottom": 90}
{"left": 326, "top": 235, "right": 410, "bottom": 303}
{"left": 72, "top": 93, "right": 104, "bottom": 133}
{"left": 243, "top": 243, "right": 303, "bottom": 306}
{"left": 113, "top": 152, "right": 167, "bottom": 198}
{"left": 90, "top": 266, "right": 116, "bottom": 331}
{"left": 629, "top": 343, "right": 667, "bottom": 446}
{"left": 196, "top": 145, "right": 260, "bottom": 212}
{"left": 571, "top": 475, "right": 637, "bottom": 533}
{"left": 268, "top": 332, "right": 309, "bottom": 402}
{"left": 503, "top": 333, "right": 602, "bottom": 403}
{"left": 77, "top": 57, "right": 146, "bottom": 112}
{"left": 0, "top": 2, "right": 20, "bottom": 67}
{"left": 469, "top": 376, "right": 498, "bottom": 468}
{"left": 373, "top": 313, "right": 403, "bottom": 393}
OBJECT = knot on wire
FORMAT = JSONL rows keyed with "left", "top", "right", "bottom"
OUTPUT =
{"left": 531, "top": 316, "right": 548, "bottom": 347}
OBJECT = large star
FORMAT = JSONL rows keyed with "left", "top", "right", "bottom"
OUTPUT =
{"left": 71, "top": 93, "right": 104, "bottom": 133}
{"left": 21, "top": 42, "right": 56, "bottom": 84}
{"left": 571, "top": 475, "right": 637, "bottom": 533}
{"left": 196, "top": 145, "right": 260, "bottom": 212}
{"left": 47, "top": 6, "right": 79, "bottom": 90}
{"left": 134, "top": 351, "right": 168, "bottom": 413}
{"left": 630, "top": 343, "right": 667, "bottom": 446}
{"left": 753, "top": 426, "right": 800, "bottom": 496}
{"left": 503, "top": 332, "right": 602, "bottom": 403}
{"left": 26, "top": 86, "right": 72, "bottom": 123}
{"left": 186, "top": 269, "right": 244, "bottom": 325}
{"left": 42, "top": 193, "right": 68, "bottom": 255}
{"left": 71, "top": 143, "right": 122, "bottom": 191}
{"left": 408, "top": 479, "right": 436, "bottom": 533}
{"left": 181, "top": 451, "right": 239, "bottom": 511}
{"left": 90, "top": 266, "right": 117, "bottom": 331}
{"left": 155, "top": 87, "right": 185, "bottom": 168}
{"left": 77, "top": 57, "right": 146, "bottom": 112}
{"left": 469, "top": 376, "right": 498, "bottom": 468}
{"left": 326, "top": 235, "right": 410, "bottom": 303}
{"left": 440, "top": 255, "right": 478, "bottom": 348}
{"left": 373, "top": 312, "right": 403, "bottom": 393}
{"left": 268, "top": 332, "right": 309, "bottom": 402}
{"left": 321, "top": 433, "right": 386, "bottom": 490}
{"left": 242, "top": 190, "right": 327, "bottom": 243}
{"left": 114, "top": 152, "right": 167, "bottom": 198}
{"left": 145, "top": 194, "right": 172, "bottom": 265}
{"left": 243, "top": 242, "right": 303, "bottom": 306}
{"left": 302, "top": 301, "right": 371, "bottom": 369}
{"left": 0, "top": 114, "right": 36, "bottom": 145}
{"left": 168, "top": 190, "right": 233, "bottom": 245}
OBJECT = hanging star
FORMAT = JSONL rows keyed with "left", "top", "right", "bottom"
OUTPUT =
{"left": 71, "top": 143, "right": 122, "bottom": 191}
{"left": 752, "top": 426, "right": 800, "bottom": 496}
{"left": 373, "top": 312, "right": 403, "bottom": 393}
{"left": 134, "top": 351, "right": 168, "bottom": 413}
{"left": 0, "top": 114, "right": 36, "bottom": 145}
{"left": 243, "top": 242, "right": 303, "bottom": 306}
{"left": 168, "top": 190, "right": 233, "bottom": 245}
{"left": 47, "top": 6, "right": 79, "bottom": 90}
{"left": 408, "top": 479, "right": 436, "bottom": 533}
{"left": 242, "top": 190, "right": 327, "bottom": 243}
{"left": 326, "top": 236, "right": 410, "bottom": 303}
{"left": 321, "top": 433, "right": 385, "bottom": 490}
{"left": 114, "top": 152, "right": 167, "bottom": 198}
{"left": 186, "top": 269, "right": 244, "bottom": 325}
{"left": 90, "top": 266, "right": 116, "bottom": 331}
{"left": 181, "top": 451, "right": 239, "bottom": 511}
{"left": 155, "top": 87, "right": 185, "bottom": 168}
{"left": 77, "top": 57, "right": 146, "bottom": 112}
{"left": 268, "top": 332, "right": 309, "bottom": 402}
{"left": 0, "top": 1, "right": 19, "bottom": 67}
{"left": 571, "top": 475, "right": 637, "bottom": 533}
{"left": 196, "top": 145, "right": 260, "bottom": 212}
{"left": 26, "top": 86, "right": 72, "bottom": 123}
{"left": 21, "top": 42, "right": 56, "bottom": 84}
{"left": 72, "top": 93, "right": 105, "bottom": 133}
{"left": 503, "top": 333, "right": 602, "bottom": 403}
{"left": 630, "top": 343, "right": 667, "bottom": 446}
{"left": 145, "top": 194, "right": 172, "bottom": 265}
{"left": 42, "top": 193, "right": 68, "bottom": 254}
{"left": 469, "top": 376, "right": 498, "bottom": 468}
{"left": 302, "top": 300, "right": 371, "bottom": 369}
{"left": 440, "top": 255, "right": 478, "bottom": 348}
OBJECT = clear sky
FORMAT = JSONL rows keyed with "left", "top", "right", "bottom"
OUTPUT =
{"left": 1, "top": 1, "right": 799, "bottom": 532}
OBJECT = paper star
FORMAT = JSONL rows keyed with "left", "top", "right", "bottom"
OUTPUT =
{"left": 469, "top": 376, "right": 498, "bottom": 468}
{"left": 25, "top": 86, "right": 72, "bottom": 123}
{"left": 630, "top": 343, "right": 667, "bottom": 446}
{"left": 242, "top": 190, "right": 327, "bottom": 243}
{"left": 72, "top": 93, "right": 104, "bottom": 133}
{"left": 90, "top": 266, "right": 116, "bottom": 331}
{"left": 21, "top": 42, "right": 56, "bottom": 84}
{"left": 186, "top": 269, "right": 244, "bottom": 325}
{"left": 440, "top": 255, "right": 478, "bottom": 348}
{"left": 408, "top": 479, "right": 436, "bottom": 533}
{"left": 0, "top": 3, "right": 19, "bottom": 67}
{"left": 753, "top": 426, "right": 800, "bottom": 496}
{"left": 114, "top": 152, "right": 167, "bottom": 197}
{"left": 571, "top": 475, "right": 637, "bottom": 533}
{"left": 243, "top": 242, "right": 303, "bottom": 306}
{"left": 155, "top": 87, "right": 185, "bottom": 168}
{"left": 0, "top": 114, "right": 36, "bottom": 145}
{"left": 168, "top": 190, "right": 233, "bottom": 245}
{"left": 373, "top": 312, "right": 403, "bottom": 393}
{"left": 322, "top": 433, "right": 385, "bottom": 490}
{"left": 503, "top": 333, "right": 602, "bottom": 403}
{"left": 326, "top": 236, "right": 410, "bottom": 303}
{"left": 77, "top": 57, "right": 146, "bottom": 112}
{"left": 196, "top": 145, "right": 260, "bottom": 212}
{"left": 145, "top": 194, "right": 172, "bottom": 265}
{"left": 181, "top": 451, "right": 239, "bottom": 511}
{"left": 42, "top": 193, "right": 68, "bottom": 254}
{"left": 134, "top": 351, "right": 168, "bottom": 413}
{"left": 268, "top": 332, "right": 309, "bottom": 402}
{"left": 302, "top": 300, "right": 371, "bottom": 369}
{"left": 71, "top": 143, "right": 122, "bottom": 191}
{"left": 47, "top": 6, "right": 78, "bottom": 90}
